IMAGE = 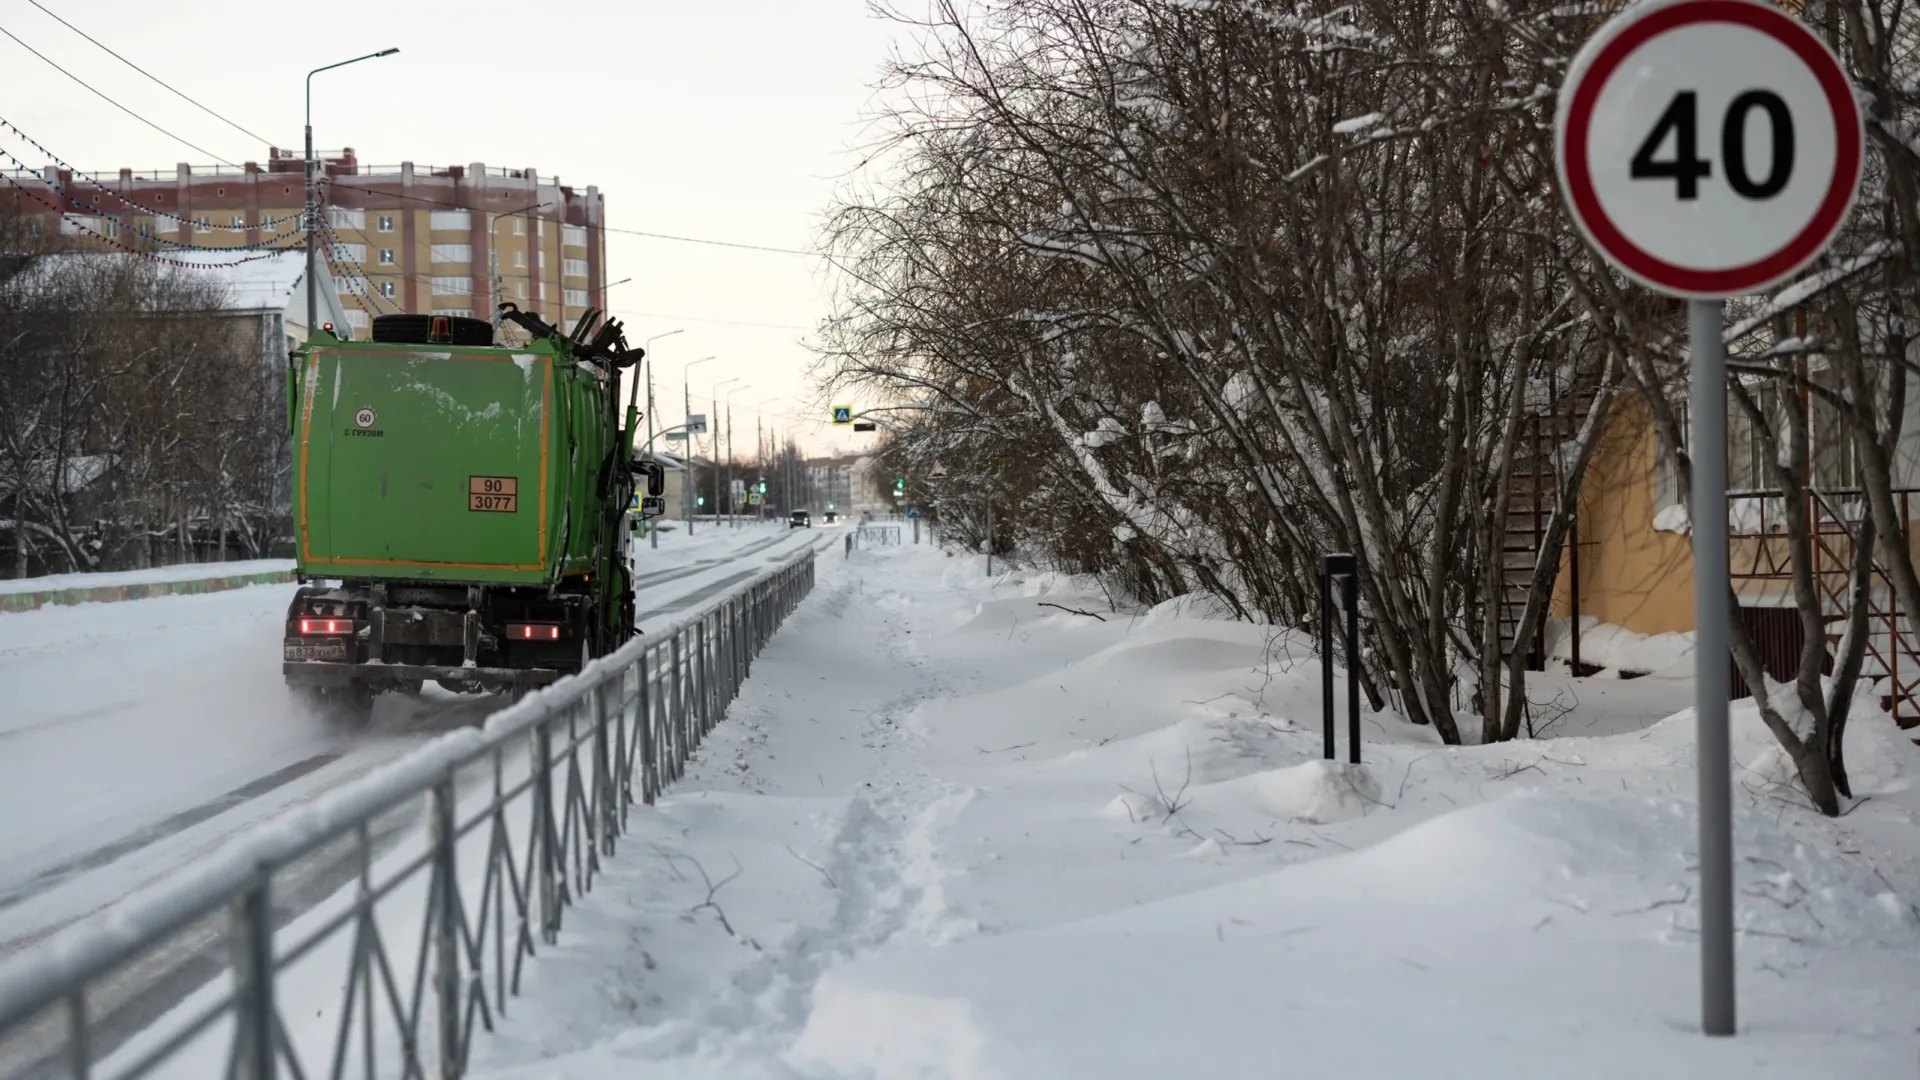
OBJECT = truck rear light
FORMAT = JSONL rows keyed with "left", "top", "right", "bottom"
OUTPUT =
{"left": 297, "top": 617, "right": 353, "bottom": 635}
{"left": 506, "top": 623, "right": 565, "bottom": 641}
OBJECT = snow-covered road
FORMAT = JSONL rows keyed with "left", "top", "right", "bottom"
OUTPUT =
{"left": 0, "top": 521, "right": 814, "bottom": 966}
{"left": 454, "top": 540, "right": 1920, "bottom": 1080}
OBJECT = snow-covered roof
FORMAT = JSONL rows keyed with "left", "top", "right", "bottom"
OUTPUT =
{"left": 159, "top": 250, "right": 311, "bottom": 313}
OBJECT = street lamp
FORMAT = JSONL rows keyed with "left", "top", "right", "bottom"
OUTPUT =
{"left": 306, "top": 47, "right": 399, "bottom": 342}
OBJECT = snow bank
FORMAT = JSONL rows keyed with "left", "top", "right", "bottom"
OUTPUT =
{"left": 791, "top": 791, "right": 1916, "bottom": 1079}
{"left": 1546, "top": 616, "right": 1694, "bottom": 674}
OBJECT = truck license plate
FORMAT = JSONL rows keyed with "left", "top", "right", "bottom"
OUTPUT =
{"left": 285, "top": 642, "right": 349, "bottom": 662}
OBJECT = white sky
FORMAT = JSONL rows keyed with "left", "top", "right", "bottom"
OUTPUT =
{"left": 0, "top": 0, "right": 901, "bottom": 458}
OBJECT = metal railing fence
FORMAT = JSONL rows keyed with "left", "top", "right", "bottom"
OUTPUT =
{"left": 0, "top": 548, "right": 818, "bottom": 1080}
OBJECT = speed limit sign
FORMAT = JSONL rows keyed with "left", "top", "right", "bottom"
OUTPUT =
{"left": 1554, "top": 0, "right": 1865, "bottom": 1041}
{"left": 1555, "top": 0, "right": 1862, "bottom": 298}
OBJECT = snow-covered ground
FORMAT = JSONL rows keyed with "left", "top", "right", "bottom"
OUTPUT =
{"left": 0, "top": 522, "right": 809, "bottom": 964}
{"left": 0, "top": 558, "right": 294, "bottom": 597}
{"left": 449, "top": 542, "right": 1920, "bottom": 1079}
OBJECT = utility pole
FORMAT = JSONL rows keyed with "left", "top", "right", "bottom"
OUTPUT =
{"left": 645, "top": 358, "right": 658, "bottom": 548}
{"left": 306, "top": 49, "right": 399, "bottom": 341}
{"left": 640, "top": 331, "right": 682, "bottom": 550}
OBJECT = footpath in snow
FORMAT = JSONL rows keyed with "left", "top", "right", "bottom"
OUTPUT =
{"left": 464, "top": 542, "right": 1920, "bottom": 1080}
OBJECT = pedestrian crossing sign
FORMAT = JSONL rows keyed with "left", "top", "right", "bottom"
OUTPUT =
{"left": 831, "top": 405, "right": 853, "bottom": 425}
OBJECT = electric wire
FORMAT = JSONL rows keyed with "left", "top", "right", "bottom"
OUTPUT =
{"left": 24, "top": 1, "right": 273, "bottom": 147}
{"left": 0, "top": 23, "right": 239, "bottom": 167}
{"left": 0, "top": 172, "right": 299, "bottom": 267}
{"left": 0, "top": 115, "right": 265, "bottom": 232}
{"left": 325, "top": 181, "right": 815, "bottom": 256}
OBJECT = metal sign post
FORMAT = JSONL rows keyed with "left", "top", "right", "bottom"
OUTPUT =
{"left": 1320, "top": 554, "right": 1360, "bottom": 765}
{"left": 1555, "top": 0, "right": 1862, "bottom": 1037}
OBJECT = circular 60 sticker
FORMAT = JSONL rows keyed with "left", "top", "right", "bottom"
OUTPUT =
{"left": 1554, "top": 0, "right": 1863, "bottom": 298}
{"left": 353, "top": 406, "right": 377, "bottom": 429}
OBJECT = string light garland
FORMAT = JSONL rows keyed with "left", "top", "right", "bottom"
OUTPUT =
{"left": 0, "top": 172, "right": 301, "bottom": 269}
{"left": 0, "top": 117, "right": 271, "bottom": 235}
{"left": 317, "top": 220, "right": 399, "bottom": 315}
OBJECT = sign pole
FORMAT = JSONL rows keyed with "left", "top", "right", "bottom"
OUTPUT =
{"left": 1689, "top": 298, "right": 1735, "bottom": 1035}
{"left": 1554, "top": 0, "right": 1864, "bottom": 1037}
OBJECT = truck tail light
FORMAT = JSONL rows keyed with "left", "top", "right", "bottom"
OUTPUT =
{"left": 506, "top": 623, "right": 565, "bottom": 641}
{"left": 297, "top": 617, "right": 353, "bottom": 635}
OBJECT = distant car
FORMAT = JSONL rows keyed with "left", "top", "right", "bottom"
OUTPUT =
{"left": 789, "top": 509, "right": 811, "bottom": 528}
{"left": 823, "top": 510, "right": 837, "bottom": 524}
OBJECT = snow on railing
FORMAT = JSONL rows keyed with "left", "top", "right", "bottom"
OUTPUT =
{"left": 0, "top": 546, "right": 820, "bottom": 1080}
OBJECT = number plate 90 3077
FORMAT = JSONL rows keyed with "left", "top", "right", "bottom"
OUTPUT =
{"left": 469, "top": 475, "right": 519, "bottom": 513}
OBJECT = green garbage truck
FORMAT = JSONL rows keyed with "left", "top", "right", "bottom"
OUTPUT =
{"left": 281, "top": 304, "right": 665, "bottom": 726}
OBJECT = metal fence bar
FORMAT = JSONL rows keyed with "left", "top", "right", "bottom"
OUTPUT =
{"left": 0, "top": 549, "right": 819, "bottom": 1080}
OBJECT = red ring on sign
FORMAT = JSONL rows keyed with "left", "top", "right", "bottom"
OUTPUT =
{"left": 1561, "top": 0, "right": 1861, "bottom": 296}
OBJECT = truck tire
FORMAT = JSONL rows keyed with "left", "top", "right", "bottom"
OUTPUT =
{"left": 370, "top": 313, "right": 495, "bottom": 347}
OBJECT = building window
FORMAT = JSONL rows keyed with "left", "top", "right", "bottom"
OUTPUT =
{"left": 195, "top": 216, "right": 211, "bottom": 231}
{"left": 343, "top": 309, "right": 369, "bottom": 330}
{"left": 512, "top": 218, "right": 525, "bottom": 236}
{"left": 216, "top": 187, "right": 226, "bottom": 196}
{"left": 513, "top": 250, "right": 526, "bottom": 269}
{"left": 378, "top": 248, "right": 395, "bottom": 265}
{"left": 565, "top": 288, "right": 588, "bottom": 307}
{"left": 230, "top": 214, "right": 245, "bottom": 228}
{"left": 516, "top": 283, "right": 527, "bottom": 299}
{"left": 429, "top": 210, "right": 467, "bottom": 231}
{"left": 429, "top": 243, "right": 472, "bottom": 263}
{"left": 563, "top": 258, "right": 589, "bottom": 278}
{"left": 378, "top": 281, "right": 396, "bottom": 298}
{"left": 327, "top": 207, "right": 365, "bottom": 230}
{"left": 377, "top": 214, "right": 395, "bottom": 232}
{"left": 102, "top": 220, "right": 117, "bottom": 239}
{"left": 563, "top": 225, "right": 586, "bottom": 247}
{"left": 431, "top": 307, "right": 471, "bottom": 317}
{"left": 332, "top": 242, "right": 367, "bottom": 262}
{"left": 431, "top": 275, "right": 474, "bottom": 295}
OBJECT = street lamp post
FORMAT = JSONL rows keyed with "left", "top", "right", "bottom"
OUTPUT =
{"left": 723, "top": 384, "right": 752, "bottom": 529}
{"left": 713, "top": 377, "right": 742, "bottom": 530}
{"left": 640, "top": 330, "right": 683, "bottom": 550}
{"left": 306, "top": 48, "right": 399, "bottom": 342}
{"left": 754, "top": 396, "right": 780, "bottom": 520}
{"left": 682, "top": 356, "right": 716, "bottom": 533}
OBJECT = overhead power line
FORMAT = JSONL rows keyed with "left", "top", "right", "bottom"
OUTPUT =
{"left": 25, "top": 1, "right": 271, "bottom": 147}
{"left": 325, "top": 181, "right": 815, "bottom": 256}
{"left": 0, "top": 22, "right": 238, "bottom": 168}
{"left": 611, "top": 309, "right": 812, "bottom": 332}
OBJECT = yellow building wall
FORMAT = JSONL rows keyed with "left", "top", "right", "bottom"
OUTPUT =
{"left": 1552, "top": 395, "right": 1697, "bottom": 635}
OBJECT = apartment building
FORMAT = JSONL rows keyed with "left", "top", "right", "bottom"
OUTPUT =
{"left": 16, "top": 147, "right": 608, "bottom": 339}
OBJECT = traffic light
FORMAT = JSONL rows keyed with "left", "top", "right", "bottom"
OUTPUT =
{"left": 758, "top": 480, "right": 767, "bottom": 494}
{"left": 697, "top": 496, "right": 706, "bottom": 507}
{"left": 827, "top": 502, "right": 835, "bottom": 510}
{"left": 895, "top": 477, "right": 905, "bottom": 491}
